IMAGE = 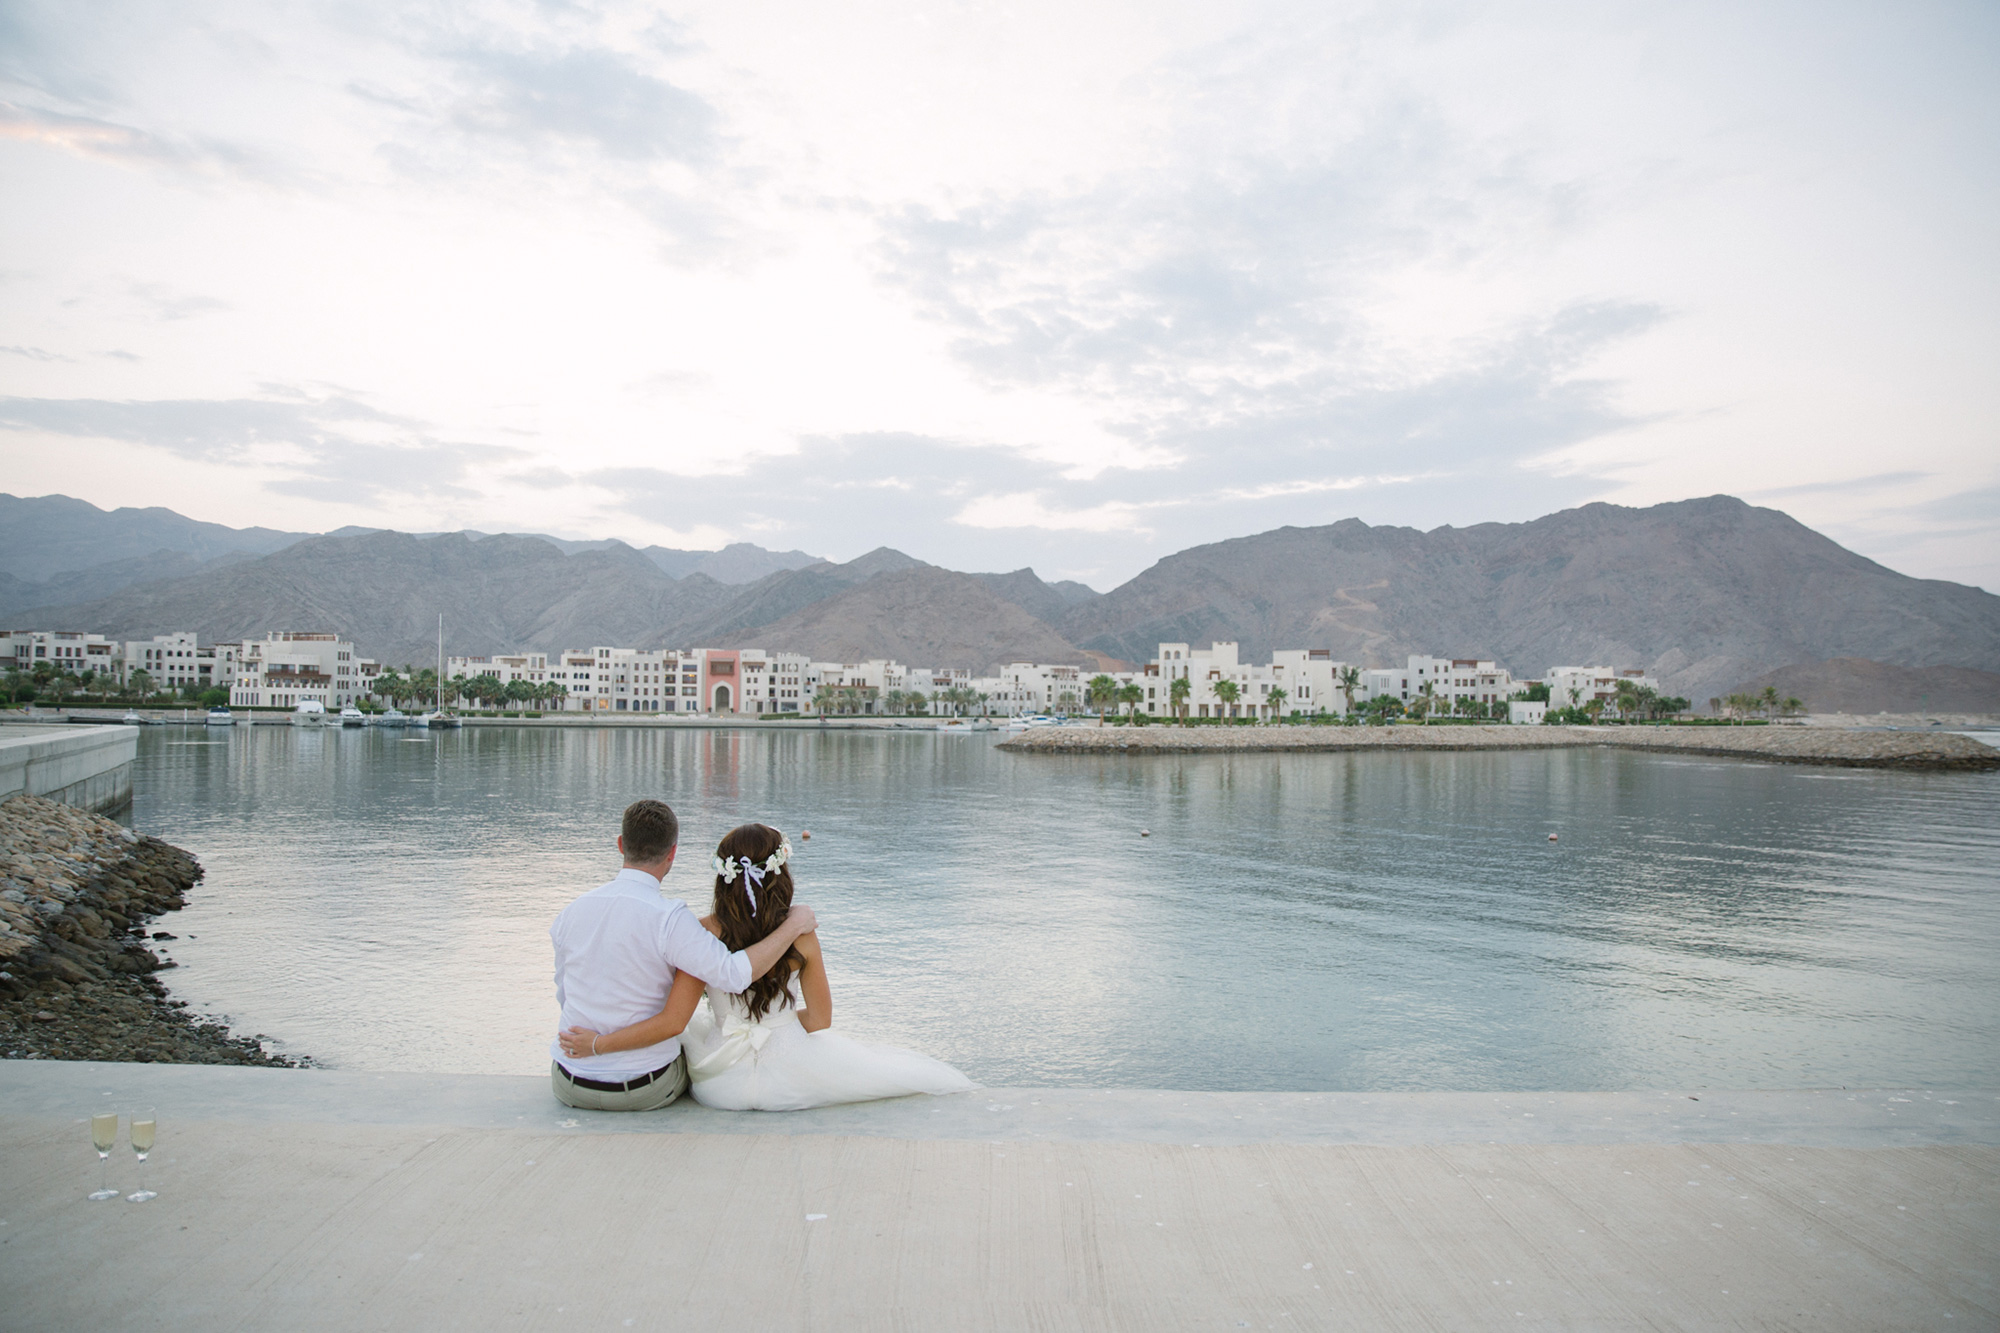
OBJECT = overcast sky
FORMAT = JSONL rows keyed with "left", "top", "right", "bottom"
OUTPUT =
{"left": 2, "top": 1, "right": 1995, "bottom": 591}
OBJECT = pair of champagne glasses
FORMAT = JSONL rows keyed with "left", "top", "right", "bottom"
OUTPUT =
{"left": 88, "top": 1108, "right": 156, "bottom": 1203}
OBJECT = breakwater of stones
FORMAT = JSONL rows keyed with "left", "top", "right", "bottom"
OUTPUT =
{"left": 998, "top": 724, "right": 2000, "bottom": 771}
{"left": 0, "top": 792, "right": 303, "bottom": 1065}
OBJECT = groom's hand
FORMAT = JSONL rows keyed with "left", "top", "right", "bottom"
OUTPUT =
{"left": 784, "top": 903, "right": 817, "bottom": 937}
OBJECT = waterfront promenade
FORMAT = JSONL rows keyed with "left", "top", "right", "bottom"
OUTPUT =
{"left": 3, "top": 1060, "right": 1993, "bottom": 1330}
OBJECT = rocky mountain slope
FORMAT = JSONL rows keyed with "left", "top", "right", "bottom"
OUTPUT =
{"left": 0, "top": 494, "right": 822, "bottom": 615}
{"left": 713, "top": 566, "right": 1088, "bottom": 669}
{"left": 1060, "top": 496, "right": 2000, "bottom": 705}
{"left": 1726, "top": 658, "right": 2000, "bottom": 715}
{"left": 12, "top": 530, "right": 738, "bottom": 667}
{"left": 0, "top": 493, "right": 304, "bottom": 581}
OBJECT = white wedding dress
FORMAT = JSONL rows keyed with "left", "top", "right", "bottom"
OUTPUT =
{"left": 682, "top": 980, "right": 975, "bottom": 1111}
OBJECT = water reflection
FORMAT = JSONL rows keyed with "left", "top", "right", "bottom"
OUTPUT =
{"left": 130, "top": 726, "right": 2000, "bottom": 1090}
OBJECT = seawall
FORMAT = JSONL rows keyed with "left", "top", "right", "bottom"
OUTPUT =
{"left": 999, "top": 722, "right": 2000, "bottom": 770}
{"left": 0, "top": 724, "right": 137, "bottom": 813}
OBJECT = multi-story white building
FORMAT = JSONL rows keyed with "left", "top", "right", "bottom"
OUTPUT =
{"left": 230, "top": 632, "right": 366, "bottom": 709}
{"left": 1, "top": 629, "right": 121, "bottom": 680}
{"left": 991, "top": 662, "right": 1085, "bottom": 715}
{"left": 1544, "top": 665, "right": 1659, "bottom": 716}
{"left": 446, "top": 652, "right": 551, "bottom": 685}
{"left": 1145, "top": 643, "right": 1353, "bottom": 719}
{"left": 738, "top": 651, "right": 816, "bottom": 714}
{"left": 1358, "top": 656, "right": 1515, "bottom": 714}
{"left": 121, "top": 632, "right": 239, "bottom": 696}
{"left": 552, "top": 647, "right": 687, "bottom": 713}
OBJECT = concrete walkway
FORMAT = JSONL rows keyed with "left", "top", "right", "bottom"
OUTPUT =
{"left": 4, "top": 1063, "right": 1994, "bottom": 1331}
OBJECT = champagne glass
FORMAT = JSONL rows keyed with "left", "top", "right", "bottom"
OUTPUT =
{"left": 89, "top": 1113, "right": 120, "bottom": 1200}
{"left": 127, "top": 1108, "right": 156, "bottom": 1202}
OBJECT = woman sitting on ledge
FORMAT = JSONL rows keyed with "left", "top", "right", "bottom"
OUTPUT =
{"left": 557, "top": 822, "right": 973, "bottom": 1111}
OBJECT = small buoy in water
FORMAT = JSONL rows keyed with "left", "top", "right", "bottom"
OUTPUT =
{"left": 1140, "top": 829, "right": 1151, "bottom": 837}
{"left": 1548, "top": 833, "right": 1559, "bottom": 842}
{"left": 800, "top": 830, "right": 812, "bottom": 841}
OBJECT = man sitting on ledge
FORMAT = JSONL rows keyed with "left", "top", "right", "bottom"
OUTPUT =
{"left": 548, "top": 799, "right": 816, "bottom": 1111}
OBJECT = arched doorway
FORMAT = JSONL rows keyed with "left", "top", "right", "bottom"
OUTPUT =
{"left": 712, "top": 684, "right": 731, "bottom": 713}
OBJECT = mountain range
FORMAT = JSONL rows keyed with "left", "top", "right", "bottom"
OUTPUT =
{"left": 7, "top": 492, "right": 1999, "bottom": 711}
{"left": 0, "top": 493, "right": 822, "bottom": 609}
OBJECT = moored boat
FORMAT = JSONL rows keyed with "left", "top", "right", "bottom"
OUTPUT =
{"left": 205, "top": 706, "right": 233, "bottom": 726}
{"left": 122, "top": 709, "right": 144, "bottom": 725}
{"left": 339, "top": 706, "right": 367, "bottom": 727}
{"left": 292, "top": 699, "right": 329, "bottom": 726}
{"left": 375, "top": 708, "right": 408, "bottom": 728}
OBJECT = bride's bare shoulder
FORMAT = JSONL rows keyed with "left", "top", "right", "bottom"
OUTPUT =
{"left": 698, "top": 913, "right": 722, "bottom": 937}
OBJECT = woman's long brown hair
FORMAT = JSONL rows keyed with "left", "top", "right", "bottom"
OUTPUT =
{"left": 711, "top": 823, "right": 800, "bottom": 1021}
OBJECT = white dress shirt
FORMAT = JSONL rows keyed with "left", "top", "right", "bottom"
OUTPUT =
{"left": 549, "top": 867, "right": 753, "bottom": 1078}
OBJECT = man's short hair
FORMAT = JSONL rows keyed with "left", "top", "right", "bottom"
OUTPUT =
{"left": 621, "top": 800, "right": 679, "bottom": 863}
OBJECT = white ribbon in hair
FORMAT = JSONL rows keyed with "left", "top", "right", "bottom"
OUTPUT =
{"left": 711, "top": 838, "right": 792, "bottom": 914}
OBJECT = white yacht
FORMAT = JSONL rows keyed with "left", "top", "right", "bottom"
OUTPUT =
{"left": 375, "top": 708, "right": 408, "bottom": 728}
{"left": 339, "top": 706, "right": 367, "bottom": 727}
{"left": 205, "top": 706, "right": 234, "bottom": 726}
{"left": 292, "top": 699, "right": 329, "bottom": 726}
{"left": 122, "top": 709, "right": 145, "bottom": 725}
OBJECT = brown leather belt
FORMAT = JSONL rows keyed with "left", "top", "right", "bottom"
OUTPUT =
{"left": 557, "top": 1060, "right": 676, "bottom": 1093}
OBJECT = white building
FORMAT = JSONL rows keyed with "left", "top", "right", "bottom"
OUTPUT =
{"left": 1, "top": 629, "right": 121, "bottom": 680}
{"left": 1144, "top": 643, "right": 1354, "bottom": 719}
{"left": 551, "top": 647, "right": 691, "bottom": 713}
{"left": 122, "top": 632, "right": 239, "bottom": 696}
{"left": 1358, "top": 656, "right": 1516, "bottom": 715}
{"left": 991, "top": 662, "right": 1086, "bottom": 715}
{"left": 1508, "top": 699, "right": 1548, "bottom": 726}
{"left": 230, "top": 632, "right": 367, "bottom": 709}
{"left": 1544, "top": 666, "right": 1660, "bottom": 717}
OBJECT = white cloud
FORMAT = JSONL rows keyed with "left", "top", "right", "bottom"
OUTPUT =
{"left": 0, "top": 0, "right": 1993, "bottom": 587}
{"left": 954, "top": 492, "right": 1154, "bottom": 535}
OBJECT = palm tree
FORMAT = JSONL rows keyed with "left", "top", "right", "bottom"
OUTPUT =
{"left": 1266, "top": 686, "right": 1287, "bottom": 722}
{"left": 1337, "top": 665, "right": 1361, "bottom": 716}
{"left": 128, "top": 668, "right": 155, "bottom": 701}
{"left": 545, "top": 680, "right": 569, "bottom": 712}
{"left": 1055, "top": 688, "right": 1079, "bottom": 715}
{"left": 1116, "top": 682, "right": 1144, "bottom": 720}
{"left": 1169, "top": 675, "right": 1190, "bottom": 723}
{"left": 1213, "top": 678, "right": 1241, "bottom": 719}
{"left": 1410, "top": 681, "right": 1435, "bottom": 722}
{"left": 1761, "top": 686, "right": 1780, "bottom": 717}
{"left": 1086, "top": 674, "right": 1118, "bottom": 717}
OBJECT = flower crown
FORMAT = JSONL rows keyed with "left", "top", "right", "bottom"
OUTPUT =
{"left": 712, "top": 837, "right": 792, "bottom": 911}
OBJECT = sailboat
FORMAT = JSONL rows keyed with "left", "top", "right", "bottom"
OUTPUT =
{"left": 417, "top": 613, "right": 461, "bottom": 729}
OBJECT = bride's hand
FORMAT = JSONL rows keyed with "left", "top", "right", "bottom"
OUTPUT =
{"left": 558, "top": 1026, "right": 603, "bottom": 1059}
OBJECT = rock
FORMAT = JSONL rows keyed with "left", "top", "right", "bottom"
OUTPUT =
{"left": 0, "top": 793, "right": 308, "bottom": 1068}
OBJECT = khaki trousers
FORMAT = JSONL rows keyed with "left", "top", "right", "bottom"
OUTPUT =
{"left": 550, "top": 1055, "right": 688, "bottom": 1112}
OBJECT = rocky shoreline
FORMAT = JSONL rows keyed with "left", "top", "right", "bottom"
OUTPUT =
{"left": 998, "top": 723, "right": 2000, "bottom": 771}
{"left": 0, "top": 793, "right": 304, "bottom": 1066}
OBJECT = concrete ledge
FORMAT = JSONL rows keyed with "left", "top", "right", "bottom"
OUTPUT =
{"left": 5, "top": 1062, "right": 1995, "bottom": 1330}
{"left": 0, "top": 724, "right": 135, "bottom": 813}
{"left": 4, "top": 1061, "right": 1996, "bottom": 1147}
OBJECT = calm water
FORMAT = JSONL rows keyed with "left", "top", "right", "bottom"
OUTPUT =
{"left": 126, "top": 725, "right": 2000, "bottom": 1090}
